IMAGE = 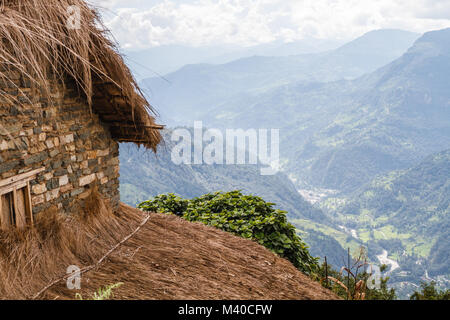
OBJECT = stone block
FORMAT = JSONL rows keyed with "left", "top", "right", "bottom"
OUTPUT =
{"left": 79, "top": 173, "right": 96, "bottom": 187}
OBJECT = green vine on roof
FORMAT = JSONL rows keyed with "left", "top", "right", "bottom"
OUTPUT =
{"left": 138, "top": 191, "right": 319, "bottom": 275}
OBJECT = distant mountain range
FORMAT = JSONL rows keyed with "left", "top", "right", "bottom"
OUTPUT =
{"left": 140, "top": 29, "right": 450, "bottom": 193}
{"left": 165, "top": 28, "right": 449, "bottom": 193}
{"left": 283, "top": 28, "right": 450, "bottom": 192}
{"left": 122, "top": 37, "right": 345, "bottom": 80}
{"left": 141, "top": 29, "right": 419, "bottom": 126}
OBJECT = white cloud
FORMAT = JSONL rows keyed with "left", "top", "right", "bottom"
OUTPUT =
{"left": 89, "top": 0, "right": 450, "bottom": 49}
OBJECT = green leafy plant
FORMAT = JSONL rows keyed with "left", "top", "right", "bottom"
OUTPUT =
{"left": 139, "top": 193, "right": 188, "bottom": 216}
{"left": 75, "top": 282, "right": 124, "bottom": 300}
{"left": 139, "top": 191, "right": 319, "bottom": 274}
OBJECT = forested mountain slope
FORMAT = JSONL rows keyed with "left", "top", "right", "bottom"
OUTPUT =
{"left": 197, "top": 28, "right": 450, "bottom": 192}
{"left": 319, "top": 149, "right": 450, "bottom": 296}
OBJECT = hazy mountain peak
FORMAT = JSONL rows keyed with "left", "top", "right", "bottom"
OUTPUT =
{"left": 370, "top": 27, "right": 450, "bottom": 91}
{"left": 409, "top": 27, "right": 450, "bottom": 54}
{"left": 334, "top": 29, "right": 420, "bottom": 56}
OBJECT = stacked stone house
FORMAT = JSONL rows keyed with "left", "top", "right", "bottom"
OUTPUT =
{"left": 0, "top": 0, "right": 162, "bottom": 229}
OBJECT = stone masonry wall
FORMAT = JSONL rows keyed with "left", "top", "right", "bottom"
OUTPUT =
{"left": 0, "top": 69, "right": 120, "bottom": 216}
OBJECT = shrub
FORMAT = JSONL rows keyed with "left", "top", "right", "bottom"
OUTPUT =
{"left": 139, "top": 193, "right": 188, "bottom": 216}
{"left": 139, "top": 191, "right": 319, "bottom": 274}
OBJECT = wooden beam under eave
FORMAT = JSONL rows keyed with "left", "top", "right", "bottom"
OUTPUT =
{"left": 108, "top": 124, "right": 165, "bottom": 130}
{"left": 116, "top": 138, "right": 150, "bottom": 143}
{"left": 98, "top": 114, "right": 133, "bottom": 122}
{"left": 0, "top": 168, "right": 46, "bottom": 188}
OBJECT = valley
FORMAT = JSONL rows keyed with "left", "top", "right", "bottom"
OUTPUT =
{"left": 121, "top": 28, "right": 450, "bottom": 299}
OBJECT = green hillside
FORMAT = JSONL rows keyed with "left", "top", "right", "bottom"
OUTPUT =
{"left": 319, "top": 149, "right": 450, "bottom": 296}
{"left": 118, "top": 132, "right": 326, "bottom": 223}
{"left": 201, "top": 28, "right": 450, "bottom": 193}
{"left": 142, "top": 29, "right": 449, "bottom": 194}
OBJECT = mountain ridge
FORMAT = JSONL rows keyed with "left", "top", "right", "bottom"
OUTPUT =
{"left": 141, "top": 29, "right": 419, "bottom": 126}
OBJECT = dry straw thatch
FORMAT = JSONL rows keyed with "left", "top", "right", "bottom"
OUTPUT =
{"left": 0, "top": 191, "right": 135, "bottom": 299}
{"left": 0, "top": 192, "right": 338, "bottom": 300}
{"left": 0, "top": 0, "right": 162, "bottom": 150}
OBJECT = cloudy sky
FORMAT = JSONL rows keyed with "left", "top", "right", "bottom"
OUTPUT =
{"left": 90, "top": 0, "right": 450, "bottom": 49}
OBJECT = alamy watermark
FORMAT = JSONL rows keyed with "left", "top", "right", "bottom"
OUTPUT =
{"left": 366, "top": 264, "right": 382, "bottom": 290}
{"left": 67, "top": 5, "right": 81, "bottom": 30}
{"left": 66, "top": 265, "right": 81, "bottom": 290}
{"left": 171, "top": 121, "right": 280, "bottom": 175}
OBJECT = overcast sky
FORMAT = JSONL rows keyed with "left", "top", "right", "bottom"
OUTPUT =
{"left": 90, "top": 0, "right": 450, "bottom": 49}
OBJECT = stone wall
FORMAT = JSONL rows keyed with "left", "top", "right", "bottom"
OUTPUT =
{"left": 0, "top": 69, "right": 120, "bottom": 216}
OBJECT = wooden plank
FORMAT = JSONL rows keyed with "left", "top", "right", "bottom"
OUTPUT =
{"left": 9, "top": 193, "right": 14, "bottom": 226}
{"left": 108, "top": 124, "right": 165, "bottom": 130}
{"left": 1, "top": 193, "right": 12, "bottom": 230}
{"left": 115, "top": 139, "right": 149, "bottom": 143}
{"left": 0, "top": 167, "right": 45, "bottom": 189}
{"left": 25, "top": 182, "right": 34, "bottom": 225}
{"left": 0, "top": 181, "right": 27, "bottom": 196}
{"left": 12, "top": 189, "right": 17, "bottom": 227}
{"left": 99, "top": 114, "right": 129, "bottom": 121}
{"left": 15, "top": 188, "right": 27, "bottom": 229}
{"left": 0, "top": 194, "right": 5, "bottom": 229}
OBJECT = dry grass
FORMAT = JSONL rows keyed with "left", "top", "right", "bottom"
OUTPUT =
{"left": 0, "top": 191, "right": 125, "bottom": 299}
{"left": 0, "top": 192, "right": 338, "bottom": 300}
{"left": 0, "top": 0, "right": 161, "bottom": 150}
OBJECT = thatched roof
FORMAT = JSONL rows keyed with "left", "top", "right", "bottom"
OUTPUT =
{"left": 0, "top": 193, "right": 339, "bottom": 300}
{"left": 0, "top": 0, "right": 162, "bottom": 151}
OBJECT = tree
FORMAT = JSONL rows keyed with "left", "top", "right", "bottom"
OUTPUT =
{"left": 410, "top": 282, "right": 450, "bottom": 300}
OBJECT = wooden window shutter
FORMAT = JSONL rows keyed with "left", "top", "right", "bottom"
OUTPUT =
{"left": 0, "top": 192, "right": 14, "bottom": 228}
{"left": 0, "top": 168, "right": 44, "bottom": 230}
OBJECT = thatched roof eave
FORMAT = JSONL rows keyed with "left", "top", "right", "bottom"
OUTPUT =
{"left": 0, "top": 0, "right": 162, "bottom": 151}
